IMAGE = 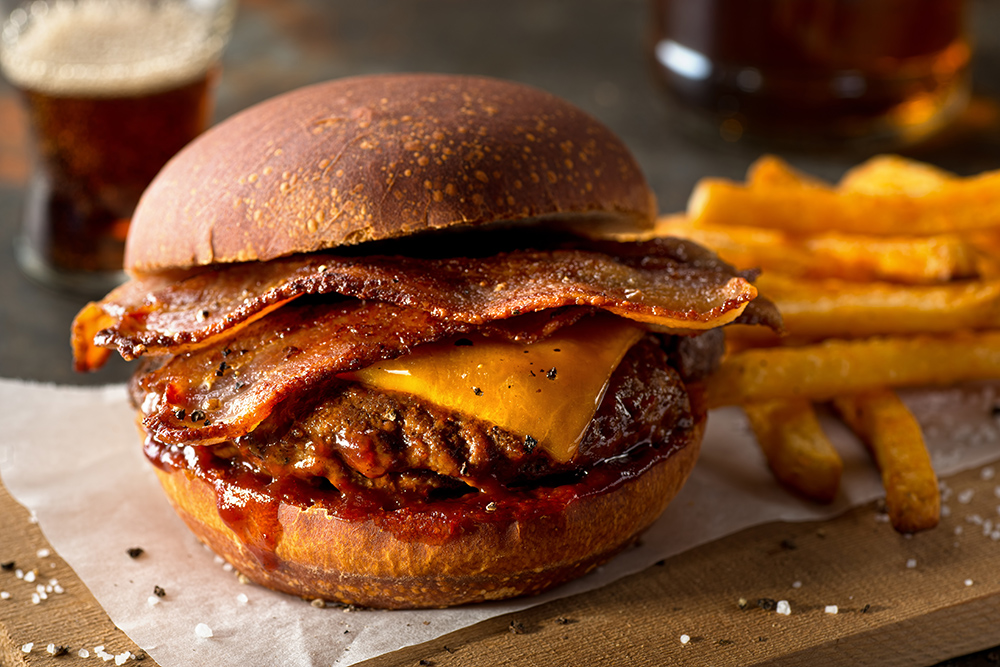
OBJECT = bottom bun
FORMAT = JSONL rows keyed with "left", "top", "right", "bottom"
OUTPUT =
{"left": 152, "top": 416, "right": 703, "bottom": 609}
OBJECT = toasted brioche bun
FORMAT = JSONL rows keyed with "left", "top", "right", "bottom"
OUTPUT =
{"left": 125, "top": 73, "right": 656, "bottom": 273}
{"left": 129, "top": 74, "right": 699, "bottom": 609}
{"left": 152, "top": 413, "right": 702, "bottom": 609}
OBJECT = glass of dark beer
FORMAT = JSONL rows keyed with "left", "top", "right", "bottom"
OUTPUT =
{"left": 0, "top": 0, "right": 236, "bottom": 295}
{"left": 649, "top": 0, "right": 971, "bottom": 151}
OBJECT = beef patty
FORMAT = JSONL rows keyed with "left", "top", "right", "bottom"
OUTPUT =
{"left": 180, "top": 333, "right": 715, "bottom": 510}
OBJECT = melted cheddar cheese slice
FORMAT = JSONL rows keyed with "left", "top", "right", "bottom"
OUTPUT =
{"left": 343, "top": 315, "right": 645, "bottom": 463}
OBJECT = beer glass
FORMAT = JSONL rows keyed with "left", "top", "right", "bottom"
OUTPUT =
{"left": 1, "top": 0, "right": 236, "bottom": 295}
{"left": 649, "top": 0, "right": 971, "bottom": 151}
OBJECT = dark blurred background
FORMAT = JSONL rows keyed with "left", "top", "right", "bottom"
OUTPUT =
{"left": 3, "top": 0, "right": 1000, "bottom": 383}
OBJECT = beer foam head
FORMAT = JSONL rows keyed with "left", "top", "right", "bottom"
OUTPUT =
{"left": 0, "top": 0, "right": 233, "bottom": 96}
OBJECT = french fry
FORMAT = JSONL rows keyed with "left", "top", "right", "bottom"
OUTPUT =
{"left": 832, "top": 389, "right": 940, "bottom": 533}
{"left": 705, "top": 331, "right": 1000, "bottom": 408}
{"left": 838, "top": 154, "right": 954, "bottom": 196}
{"left": 645, "top": 215, "right": 977, "bottom": 284}
{"left": 743, "top": 398, "right": 842, "bottom": 504}
{"left": 747, "top": 154, "right": 831, "bottom": 190}
{"left": 755, "top": 273, "right": 1000, "bottom": 338}
{"left": 687, "top": 170, "right": 1000, "bottom": 236}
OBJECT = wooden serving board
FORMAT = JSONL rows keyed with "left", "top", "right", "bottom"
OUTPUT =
{"left": 2, "top": 462, "right": 999, "bottom": 666}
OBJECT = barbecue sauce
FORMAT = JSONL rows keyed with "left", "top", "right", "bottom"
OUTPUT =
{"left": 144, "top": 432, "right": 687, "bottom": 572}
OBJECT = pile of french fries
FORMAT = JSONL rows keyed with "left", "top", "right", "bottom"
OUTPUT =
{"left": 651, "top": 155, "right": 1000, "bottom": 533}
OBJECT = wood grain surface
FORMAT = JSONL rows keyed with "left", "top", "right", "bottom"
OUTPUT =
{"left": 2, "top": 460, "right": 999, "bottom": 666}
{"left": 0, "top": 480, "right": 153, "bottom": 666}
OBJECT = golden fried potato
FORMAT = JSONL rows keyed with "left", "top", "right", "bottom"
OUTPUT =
{"left": 838, "top": 154, "right": 954, "bottom": 196}
{"left": 832, "top": 389, "right": 940, "bottom": 533}
{"left": 755, "top": 273, "right": 1000, "bottom": 338}
{"left": 705, "top": 331, "right": 1000, "bottom": 408}
{"left": 687, "top": 171, "right": 1000, "bottom": 236}
{"left": 743, "top": 398, "right": 842, "bottom": 504}
{"left": 646, "top": 215, "right": 976, "bottom": 284}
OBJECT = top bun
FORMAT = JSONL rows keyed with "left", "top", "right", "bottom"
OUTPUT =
{"left": 124, "top": 73, "right": 656, "bottom": 273}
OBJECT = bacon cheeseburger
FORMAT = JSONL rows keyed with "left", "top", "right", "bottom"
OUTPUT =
{"left": 73, "top": 74, "right": 779, "bottom": 608}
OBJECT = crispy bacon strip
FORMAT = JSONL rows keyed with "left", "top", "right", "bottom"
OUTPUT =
{"left": 134, "top": 300, "right": 589, "bottom": 446}
{"left": 73, "top": 239, "right": 759, "bottom": 370}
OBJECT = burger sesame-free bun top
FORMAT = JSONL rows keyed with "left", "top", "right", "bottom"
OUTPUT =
{"left": 124, "top": 73, "right": 657, "bottom": 273}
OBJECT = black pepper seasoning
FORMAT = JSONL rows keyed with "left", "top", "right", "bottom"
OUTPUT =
{"left": 126, "top": 547, "right": 144, "bottom": 559}
{"left": 524, "top": 435, "right": 538, "bottom": 453}
{"left": 173, "top": 408, "right": 185, "bottom": 420}
{"left": 0, "top": 561, "right": 14, "bottom": 571}
{"left": 189, "top": 410, "right": 206, "bottom": 423}
{"left": 472, "top": 386, "right": 483, "bottom": 396}
{"left": 546, "top": 367, "right": 557, "bottom": 380}
{"left": 153, "top": 585, "right": 166, "bottom": 598}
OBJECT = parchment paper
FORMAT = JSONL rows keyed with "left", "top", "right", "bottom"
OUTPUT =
{"left": 1, "top": 378, "right": 998, "bottom": 666}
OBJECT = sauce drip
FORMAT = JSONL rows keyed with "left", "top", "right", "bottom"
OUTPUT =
{"left": 144, "top": 432, "right": 688, "bottom": 572}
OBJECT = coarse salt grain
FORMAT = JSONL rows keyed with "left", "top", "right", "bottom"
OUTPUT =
{"left": 965, "top": 579, "right": 974, "bottom": 586}
{"left": 78, "top": 649, "right": 90, "bottom": 658}
{"left": 955, "top": 525, "right": 964, "bottom": 535}
{"left": 36, "top": 548, "right": 50, "bottom": 558}
{"left": 195, "top": 623, "right": 214, "bottom": 638}
{"left": 54, "top": 584, "right": 64, "bottom": 594}
{"left": 824, "top": 605, "right": 838, "bottom": 614}
{"left": 0, "top": 592, "right": 9, "bottom": 600}
{"left": 874, "top": 513, "right": 890, "bottom": 523}
{"left": 776, "top": 600, "right": 791, "bottom": 615}
{"left": 24, "top": 570, "right": 35, "bottom": 583}
{"left": 994, "top": 486, "right": 1000, "bottom": 498}
{"left": 46, "top": 644, "right": 56, "bottom": 654}
{"left": 15, "top": 569, "right": 23, "bottom": 579}
{"left": 222, "top": 562, "right": 233, "bottom": 572}
{"left": 236, "top": 593, "right": 249, "bottom": 605}
{"left": 958, "top": 489, "right": 975, "bottom": 504}
{"left": 115, "top": 652, "right": 130, "bottom": 665}
{"left": 792, "top": 580, "right": 802, "bottom": 589}
{"left": 147, "top": 596, "right": 160, "bottom": 607}
{"left": 21, "top": 643, "right": 33, "bottom": 653}
{"left": 906, "top": 558, "right": 917, "bottom": 568}
{"left": 31, "top": 593, "right": 40, "bottom": 604}
{"left": 983, "top": 466, "right": 996, "bottom": 481}
{"left": 680, "top": 634, "right": 690, "bottom": 644}
{"left": 941, "top": 505, "right": 951, "bottom": 518}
